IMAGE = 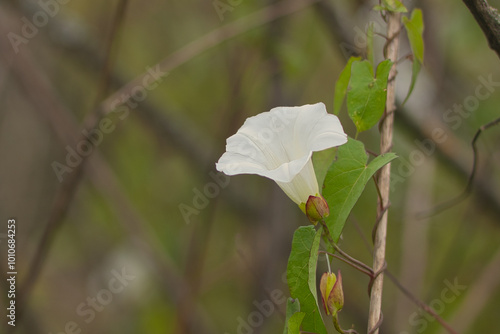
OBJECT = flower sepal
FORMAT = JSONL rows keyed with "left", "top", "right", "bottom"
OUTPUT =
{"left": 305, "top": 195, "right": 330, "bottom": 224}
{"left": 320, "top": 270, "right": 344, "bottom": 316}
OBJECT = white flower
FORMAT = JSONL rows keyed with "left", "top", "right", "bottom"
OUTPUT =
{"left": 216, "top": 103, "right": 347, "bottom": 207}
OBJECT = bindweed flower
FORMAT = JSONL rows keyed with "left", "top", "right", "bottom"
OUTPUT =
{"left": 216, "top": 103, "right": 347, "bottom": 209}
{"left": 320, "top": 270, "right": 344, "bottom": 316}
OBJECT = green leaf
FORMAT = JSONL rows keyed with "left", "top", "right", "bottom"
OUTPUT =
{"left": 283, "top": 298, "right": 304, "bottom": 334}
{"left": 287, "top": 226, "right": 326, "bottom": 334}
{"left": 323, "top": 138, "right": 397, "bottom": 242}
{"left": 402, "top": 9, "right": 424, "bottom": 105}
{"left": 347, "top": 59, "right": 392, "bottom": 133}
{"left": 333, "top": 56, "right": 361, "bottom": 115}
{"left": 374, "top": 0, "right": 408, "bottom": 12}
{"left": 402, "top": 57, "right": 421, "bottom": 106}
{"left": 285, "top": 297, "right": 301, "bottom": 320}
{"left": 403, "top": 9, "right": 424, "bottom": 64}
{"left": 308, "top": 226, "right": 322, "bottom": 301}
{"left": 287, "top": 312, "right": 306, "bottom": 334}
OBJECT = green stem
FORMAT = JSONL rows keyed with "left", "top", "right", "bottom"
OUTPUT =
{"left": 320, "top": 251, "right": 373, "bottom": 278}
{"left": 319, "top": 220, "right": 373, "bottom": 275}
{"left": 319, "top": 219, "right": 336, "bottom": 246}
{"left": 333, "top": 313, "right": 359, "bottom": 334}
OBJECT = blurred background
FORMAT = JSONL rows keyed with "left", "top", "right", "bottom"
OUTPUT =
{"left": 0, "top": 0, "right": 499, "bottom": 333}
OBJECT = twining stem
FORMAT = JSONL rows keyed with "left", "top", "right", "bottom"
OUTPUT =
{"left": 320, "top": 250, "right": 373, "bottom": 278}
{"left": 333, "top": 313, "right": 359, "bottom": 334}
{"left": 367, "top": 10, "right": 401, "bottom": 334}
{"left": 318, "top": 220, "right": 373, "bottom": 277}
{"left": 332, "top": 245, "right": 372, "bottom": 274}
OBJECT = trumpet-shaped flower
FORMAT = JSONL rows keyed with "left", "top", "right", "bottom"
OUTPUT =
{"left": 216, "top": 103, "right": 347, "bottom": 208}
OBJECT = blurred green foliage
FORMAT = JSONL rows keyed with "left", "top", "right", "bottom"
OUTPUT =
{"left": 1, "top": 1, "right": 500, "bottom": 334}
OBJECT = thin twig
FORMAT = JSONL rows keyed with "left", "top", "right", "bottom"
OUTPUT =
{"left": 372, "top": 176, "right": 385, "bottom": 213}
{"left": 319, "top": 220, "right": 374, "bottom": 276}
{"left": 332, "top": 244, "right": 373, "bottom": 274}
{"left": 319, "top": 251, "right": 373, "bottom": 278}
{"left": 372, "top": 203, "right": 391, "bottom": 244}
{"left": 366, "top": 149, "right": 380, "bottom": 158}
{"left": 396, "top": 110, "right": 500, "bottom": 220}
{"left": 417, "top": 116, "right": 500, "bottom": 218}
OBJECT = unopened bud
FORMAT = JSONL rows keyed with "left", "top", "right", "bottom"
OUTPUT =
{"left": 320, "top": 270, "right": 344, "bottom": 316}
{"left": 305, "top": 195, "right": 330, "bottom": 224}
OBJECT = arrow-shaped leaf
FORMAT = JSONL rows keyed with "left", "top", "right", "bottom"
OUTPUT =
{"left": 287, "top": 226, "right": 326, "bottom": 334}
{"left": 323, "top": 138, "right": 397, "bottom": 242}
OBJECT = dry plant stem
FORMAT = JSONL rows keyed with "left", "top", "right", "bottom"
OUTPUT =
{"left": 368, "top": 10, "right": 401, "bottom": 334}
{"left": 462, "top": 0, "right": 500, "bottom": 58}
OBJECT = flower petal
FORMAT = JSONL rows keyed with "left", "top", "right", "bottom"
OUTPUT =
{"left": 275, "top": 158, "right": 319, "bottom": 205}
{"left": 216, "top": 150, "right": 311, "bottom": 183}
{"left": 292, "top": 103, "right": 348, "bottom": 152}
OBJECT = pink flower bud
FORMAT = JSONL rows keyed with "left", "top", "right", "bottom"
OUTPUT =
{"left": 320, "top": 270, "right": 344, "bottom": 316}
{"left": 305, "top": 195, "right": 330, "bottom": 224}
